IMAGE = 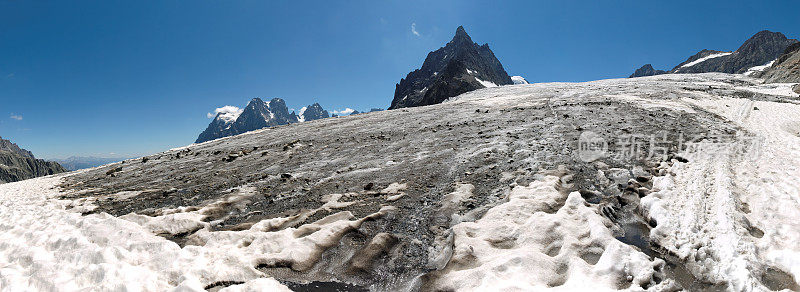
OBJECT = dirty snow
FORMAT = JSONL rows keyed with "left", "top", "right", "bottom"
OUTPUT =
{"left": 639, "top": 88, "right": 800, "bottom": 290}
{"left": 431, "top": 176, "right": 671, "bottom": 291}
{"left": 0, "top": 175, "right": 339, "bottom": 291}
{"left": 741, "top": 82, "right": 800, "bottom": 97}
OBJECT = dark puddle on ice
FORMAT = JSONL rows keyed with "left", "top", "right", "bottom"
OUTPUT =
{"left": 616, "top": 220, "right": 728, "bottom": 291}
{"left": 283, "top": 281, "right": 369, "bottom": 292}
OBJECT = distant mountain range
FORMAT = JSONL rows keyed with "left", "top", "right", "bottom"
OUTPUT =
{"left": 631, "top": 30, "right": 799, "bottom": 77}
{"left": 0, "top": 136, "right": 67, "bottom": 184}
{"left": 389, "top": 26, "right": 513, "bottom": 109}
{"left": 52, "top": 156, "right": 133, "bottom": 171}
{"left": 196, "top": 98, "right": 382, "bottom": 143}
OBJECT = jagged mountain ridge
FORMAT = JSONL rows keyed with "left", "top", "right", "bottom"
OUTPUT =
{"left": 630, "top": 30, "right": 798, "bottom": 77}
{"left": 0, "top": 137, "right": 67, "bottom": 184}
{"left": 196, "top": 98, "right": 338, "bottom": 143}
{"left": 389, "top": 26, "right": 512, "bottom": 109}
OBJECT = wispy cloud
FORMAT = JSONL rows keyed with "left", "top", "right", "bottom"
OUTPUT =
{"left": 411, "top": 22, "right": 420, "bottom": 36}
{"left": 6, "top": 73, "right": 14, "bottom": 78}
{"left": 207, "top": 105, "right": 243, "bottom": 123}
{"left": 9, "top": 113, "right": 22, "bottom": 121}
{"left": 332, "top": 108, "right": 355, "bottom": 115}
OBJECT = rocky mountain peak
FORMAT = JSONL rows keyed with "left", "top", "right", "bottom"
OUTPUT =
{"left": 451, "top": 26, "right": 473, "bottom": 45}
{"left": 0, "top": 136, "right": 34, "bottom": 158}
{"left": 389, "top": 26, "right": 512, "bottom": 109}
{"left": 196, "top": 98, "right": 334, "bottom": 143}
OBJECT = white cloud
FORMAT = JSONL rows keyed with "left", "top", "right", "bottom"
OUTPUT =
{"left": 207, "top": 105, "right": 243, "bottom": 123}
{"left": 9, "top": 113, "right": 22, "bottom": 121}
{"left": 332, "top": 108, "right": 355, "bottom": 115}
{"left": 411, "top": 22, "right": 420, "bottom": 36}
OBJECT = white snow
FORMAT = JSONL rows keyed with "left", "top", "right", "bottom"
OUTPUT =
{"left": 207, "top": 105, "right": 243, "bottom": 123}
{"left": 466, "top": 69, "right": 476, "bottom": 75}
{"left": 511, "top": 75, "right": 529, "bottom": 84}
{"left": 297, "top": 106, "right": 308, "bottom": 122}
{"left": 0, "top": 175, "right": 393, "bottom": 291}
{"left": 475, "top": 77, "right": 498, "bottom": 88}
{"left": 679, "top": 52, "right": 732, "bottom": 68}
{"left": 639, "top": 89, "right": 800, "bottom": 289}
{"left": 431, "top": 176, "right": 670, "bottom": 290}
{"left": 744, "top": 59, "right": 776, "bottom": 76}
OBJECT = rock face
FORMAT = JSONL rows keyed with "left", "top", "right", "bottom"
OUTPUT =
{"left": 389, "top": 26, "right": 512, "bottom": 109}
{"left": 759, "top": 42, "right": 800, "bottom": 83}
{"left": 297, "top": 103, "right": 330, "bottom": 122}
{"left": 0, "top": 137, "right": 34, "bottom": 158}
{"left": 0, "top": 136, "right": 67, "bottom": 184}
{"left": 630, "top": 31, "right": 798, "bottom": 77}
{"left": 196, "top": 98, "right": 331, "bottom": 143}
{"left": 629, "top": 64, "right": 667, "bottom": 78}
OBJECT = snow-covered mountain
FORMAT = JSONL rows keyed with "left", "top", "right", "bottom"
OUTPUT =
{"left": 389, "top": 26, "right": 513, "bottom": 109}
{"left": 195, "top": 98, "right": 331, "bottom": 143}
{"left": 631, "top": 30, "right": 798, "bottom": 77}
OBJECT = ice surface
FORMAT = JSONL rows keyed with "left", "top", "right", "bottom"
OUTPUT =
{"left": 0, "top": 176, "right": 296, "bottom": 291}
{"left": 430, "top": 176, "right": 671, "bottom": 290}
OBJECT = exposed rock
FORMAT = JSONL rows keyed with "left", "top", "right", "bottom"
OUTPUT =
{"left": 630, "top": 64, "right": 667, "bottom": 78}
{"left": 0, "top": 137, "right": 67, "bottom": 184}
{"left": 388, "top": 26, "right": 512, "bottom": 109}
{"left": 760, "top": 42, "right": 800, "bottom": 83}
{"left": 297, "top": 103, "right": 330, "bottom": 122}
{"left": 671, "top": 31, "right": 797, "bottom": 74}
{"left": 0, "top": 136, "right": 34, "bottom": 158}
{"left": 631, "top": 31, "right": 798, "bottom": 77}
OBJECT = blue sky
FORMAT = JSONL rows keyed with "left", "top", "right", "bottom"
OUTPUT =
{"left": 1, "top": 0, "right": 798, "bottom": 159}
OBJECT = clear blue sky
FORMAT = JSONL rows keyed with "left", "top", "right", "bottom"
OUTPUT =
{"left": 1, "top": 0, "right": 798, "bottom": 159}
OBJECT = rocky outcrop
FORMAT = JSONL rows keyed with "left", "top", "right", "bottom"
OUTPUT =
{"left": 630, "top": 31, "right": 798, "bottom": 77}
{"left": 196, "top": 98, "right": 332, "bottom": 143}
{"left": 759, "top": 42, "right": 800, "bottom": 83}
{"left": 630, "top": 64, "right": 667, "bottom": 78}
{"left": 673, "top": 31, "right": 797, "bottom": 74}
{"left": 297, "top": 103, "right": 330, "bottom": 122}
{"left": 0, "top": 137, "right": 67, "bottom": 183}
{"left": 0, "top": 136, "right": 34, "bottom": 158}
{"left": 389, "top": 26, "right": 512, "bottom": 109}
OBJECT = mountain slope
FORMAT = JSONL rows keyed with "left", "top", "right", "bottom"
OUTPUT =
{"left": 631, "top": 30, "right": 798, "bottom": 77}
{"left": 759, "top": 42, "right": 800, "bottom": 83}
{"left": 389, "top": 26, "right": 512, "bottom": 109}
{"left": 0, "top": 137, "right": 67, "bottom": 183}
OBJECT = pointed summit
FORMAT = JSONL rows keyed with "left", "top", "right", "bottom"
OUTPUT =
{"left": 451, "top": 25, "right": 472, "bottom": 44}
{"left": 389, "top": 26, "right": 512, "bottom": 109}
